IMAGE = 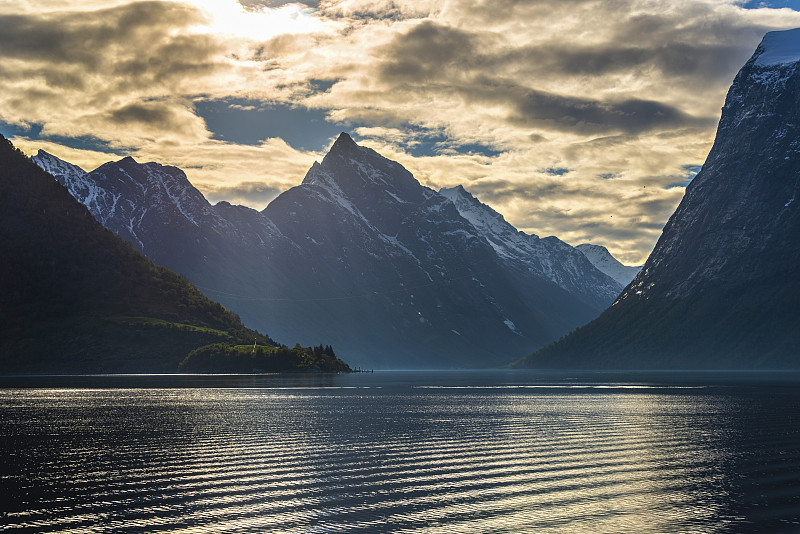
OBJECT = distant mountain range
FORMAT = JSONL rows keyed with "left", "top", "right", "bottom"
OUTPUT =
{"left": 34, "top": 133, "right": 636, "bottom": 368}
{"left": 515, "top": 28, "right": 800, "bottom": 369}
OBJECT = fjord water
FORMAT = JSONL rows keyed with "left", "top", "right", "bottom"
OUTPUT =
{"left": 1, "top": 371, "right": 799, "bottom": 533}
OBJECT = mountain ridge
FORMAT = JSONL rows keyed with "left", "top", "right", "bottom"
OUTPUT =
{"left": 31, "top": 132, "right": 632, "bottom": 368}
{"left": 515, "top": 28, "right": 800, "bottom": 369}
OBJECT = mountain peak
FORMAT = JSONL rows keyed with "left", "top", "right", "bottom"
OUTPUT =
{"left": 118, "top": 156, "right": 138, "bottom": 165}
{"left": 329, "top": 132, "right": 359, "bottom": 155}
{"left": 753, "top": 27, "right": 800, "bottom": 67}
{"left": 32, "top": 148, "right": 87, "bottom": 179}
{"left": 575, "top": 243, "right": 641, "bottom": 287}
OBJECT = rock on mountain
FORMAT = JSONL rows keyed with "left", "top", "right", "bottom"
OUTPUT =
{"left": 516, "top": 28, "right": 800, "bottom": 369}
{"left": 439, "top": 185, "right": 624, "bottom": 310}
{"left": 33, "top": 134, "right": 620, "bottom": 369}
{"left": 575, "top": 244, "right": 640, "bottom": 287}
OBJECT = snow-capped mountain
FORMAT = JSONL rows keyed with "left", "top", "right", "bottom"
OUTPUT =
{"left": 34, "top": 133, "right": 622, "bottom": 368}
{"left": 440, "top": 185, "right": 623, "bottom": 310}
{"left": 32, "top": 150, "right": 87, "bottom": 183}
{"left": 575, "top": 243, "right": 640, "bottom": 287}
{"left": 32, "top": 151, "right": 290, "bottom": 283}
{"left": 518, "top": 28, "right": 800, "bottom": 369}
{"left": 263, "top": 133, "right": 601, "bottom": 367}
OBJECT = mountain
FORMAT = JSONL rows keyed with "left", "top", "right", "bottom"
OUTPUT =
{"left": 262, "top": 133, "right": 606, "bottom": 367}
{"left": 32, "top": 134, "right": 621, "bottom": 368}
{"left": 0, "top": 135, "right": 278, "bottom": 373}
{"left": 439, "top": 185, "right": 623, "bottom": 310}
{"left": 515, "top": 28, "right": 800, "bottom": 370}
{"left": 575, "top": 244, "right": 640, "bottom": 287}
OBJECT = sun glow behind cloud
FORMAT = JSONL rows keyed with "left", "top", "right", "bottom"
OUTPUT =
{"left": 186, "top": 0, "right": 331, "bottom": 41}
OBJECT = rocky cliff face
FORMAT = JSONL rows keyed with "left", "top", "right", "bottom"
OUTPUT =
{"left": 518, "top": 28, "right": 800, "bottom": 369}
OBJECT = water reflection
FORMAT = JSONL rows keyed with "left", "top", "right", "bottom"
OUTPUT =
{"left": 1, "top": 372, "right": 799, "bottom": 532}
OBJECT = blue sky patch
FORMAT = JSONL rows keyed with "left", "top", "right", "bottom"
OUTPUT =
{"left": 388, "top": 126, "right": 501, "bottom": 158}
{"left": 195, "top": 99, "right": 343, "bottom": 151}
{"left": 0, "top": 120, "right": 122, "bottom": 156}
{"left": 666, "top": 164, "right": 703, "bottom": 188}
{"left": 740, "top": 0, "right": 800, "bottom": 8}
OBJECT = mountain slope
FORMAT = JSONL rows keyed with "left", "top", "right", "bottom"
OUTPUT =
{"left": 575, "top": 244, "right": 640, "bottom": 287}
{"left": 439, "top": 185, "right": 623, "bottom": 310}
{"left": 0, "top": 135, "right": 276, "bottom": 373}
{"left": 515, "top": 28, "right": 800, "bottom": 369}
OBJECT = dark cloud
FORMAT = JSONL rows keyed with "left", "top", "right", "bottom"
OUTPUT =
{"left": 443, "top": 0, "right": 598, "bottom": 26}
{"left": 374, "top": 20, "right": 718, "bottom": 136}
{"left": 468, "top": 78, "right": 711, "bottom": 135}
{"left": 107, "top": 102, "right": 184, "bottom": 128}
{"left": 504, "top": 41, "right": 754, "bottom": 81}
{"left": 377, "top": 21, "right": 480, "bottom": 82}
{"left": 112, "top": 33, "right": 225, "bottom": 83}
{"left": 0, "top": 3, "right": 205, "bottom": 66}
{"left": 0, "top": 2, "right": 225, "bottom": 94}
{"left": 467, "top": 179, "right": 609, "bottom": 205}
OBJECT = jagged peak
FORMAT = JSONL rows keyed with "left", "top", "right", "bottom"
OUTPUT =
{"left": 440, "top": 184, "right": 467, "bottom": 195}
{"left": 752, "top": 28, "right": 800, "bottom": 67}
{"left": 31, "top": 149, "right": 87, "bottom": 176}
{"left": 117, "top": 155, "right": 138, "bottom": 165}
{"left": 33, "top": 149, "right": 69, "bottom": 164}
{"left": 301, "top": 161, "right": 325, "bottom": 186}
{"left": 440, "top": 185, "right": 492, "bottom": 213}
{"left": 439, "top": 184, "right": 473, "bottom": 201}
{"left": 576, "top": 243, "right": 609, "bottom": 254}
{"left": 328, "top": 132, "right": 360, "bottom": 156}
{"left": 305, "top": 133, "right": 421, "bottom": 196}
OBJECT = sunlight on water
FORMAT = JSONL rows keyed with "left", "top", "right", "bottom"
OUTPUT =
{"left": 1, "top": 372, "right": 799, "bottom": 532}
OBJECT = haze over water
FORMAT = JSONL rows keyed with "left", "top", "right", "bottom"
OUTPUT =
{"left": 1, "top": 371, "right": 799, "bottom": 532}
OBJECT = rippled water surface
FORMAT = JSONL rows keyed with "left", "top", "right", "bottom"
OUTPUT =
{"left": 1, "top": 371, "right": 800, "bottom": 533}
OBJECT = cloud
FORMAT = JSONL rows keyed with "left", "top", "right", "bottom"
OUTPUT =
{"left": 202, "top": 180, "right": 284, "bottom": 206}
{"left": 470, "top": 78, "right": 711, "bottom": 135}
{"left": 0, "top": 3, "right": 207, "bottom": 65}
{"left": 0, "top": 2, "right": 232, "bottom": 145}
{"left": 100, "top": 101, "right": 206, "bottom": 139}
{"left": 4, "top": 0, "right": 800, "bottom": 264}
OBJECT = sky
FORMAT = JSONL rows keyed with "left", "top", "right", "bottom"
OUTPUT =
{"left": 2, "top": 1, "right": 800, "bottom": 264}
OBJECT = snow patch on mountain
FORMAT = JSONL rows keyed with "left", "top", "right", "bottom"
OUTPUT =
{"left": 504, "top": 318, "right": 522, "bottom": 335}
{"left": 576, "top": 243, "right": 641, "bottom": 287}
{"left": 32, "top": 150, "right": 86, "bottom": 181}
{"left": 33, "top": 150, "right": 119, "bottom": 227}
{"left": 440, "top": 185, "right": 623, "bottom": 309}
{"left": 753, "top": 28, "right": 800, "bottom": 67}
